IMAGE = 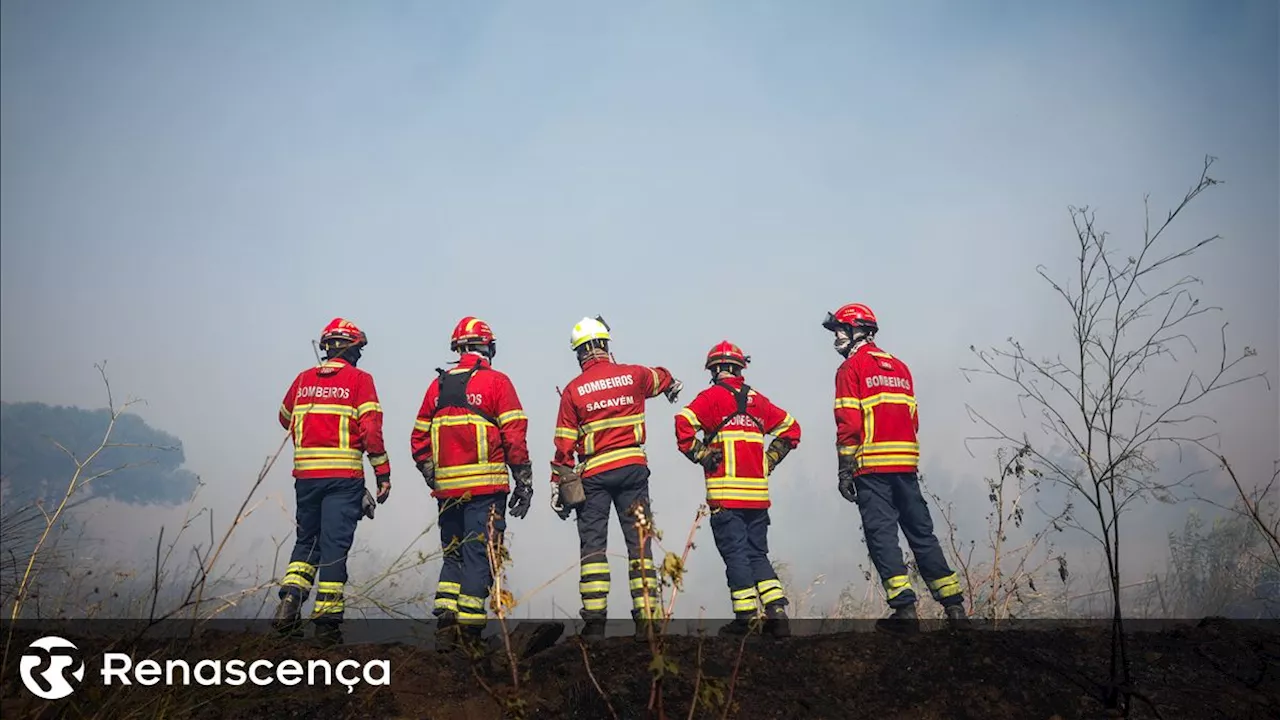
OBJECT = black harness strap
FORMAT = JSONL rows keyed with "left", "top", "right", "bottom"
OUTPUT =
{"left": 435, "top": 364, "right": 500, "bottom": 427}
{"left": 704, "top": 381, "right": 765, "bottom": 444}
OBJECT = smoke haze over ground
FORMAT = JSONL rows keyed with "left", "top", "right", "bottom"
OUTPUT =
{"left": 1, "top": 0, "right": 1276, "bottom": 621}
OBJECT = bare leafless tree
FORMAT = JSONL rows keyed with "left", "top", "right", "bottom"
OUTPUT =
{"left": 961, "top": 156, "right": 1269, "bottom": 715}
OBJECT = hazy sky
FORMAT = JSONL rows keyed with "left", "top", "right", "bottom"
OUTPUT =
{"left": 2, "top": 0, "right": 1276, "bottom": 619}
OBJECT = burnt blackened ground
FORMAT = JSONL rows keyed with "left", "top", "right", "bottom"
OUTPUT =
{"left": 2, "top": 618, "right": 1278, "bottom": 719}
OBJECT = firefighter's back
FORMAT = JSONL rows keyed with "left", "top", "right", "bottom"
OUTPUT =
{"left": 566, "top": 359, "right": 656, "bottom": 477}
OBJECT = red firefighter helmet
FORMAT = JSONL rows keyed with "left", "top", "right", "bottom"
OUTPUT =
{"left": 705, "top": 340, "right": 750, "bottom": 370}
{"left": 319, "top": 318, "right": 368, "bottom": 349}
{"left": 822, "top": 302, "right": 879, "bottom": 334}
{"left": 450, "top": 316, "right": 496, "bottom": 351}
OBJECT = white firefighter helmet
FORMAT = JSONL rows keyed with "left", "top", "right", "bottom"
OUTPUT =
{"left": 571, "top": 317, "right": 611, "bottom": 350}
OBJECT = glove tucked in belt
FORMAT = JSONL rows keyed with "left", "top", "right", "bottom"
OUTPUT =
{"left": 683, "top": 438, "right": 723, "bottom": 472}
{"left": 764, "top": 438, "right": 792, "bottom": 475}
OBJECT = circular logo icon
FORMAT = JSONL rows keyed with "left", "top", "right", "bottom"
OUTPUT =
{"left": 19, "top": 636, "right": 85, "bottom": 700}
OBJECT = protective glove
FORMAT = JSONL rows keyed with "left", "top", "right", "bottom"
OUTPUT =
{"left": 549, "top": 483, "right": 574, "bottom": 520}
{"left": 837, "top": 461, "right": 857, "bottom": 503}
{"left": 508, "top": 464, "right": 534, "bottom": 519}
{"left": 764, "top": 438, "right": 792, "bottom": 475}
{"left": 376, "top": 474, "right": 391, "bottom": 504}
{"left": 663, "top": 378, "right": 684, "bottom": 404}
{"left": 683, "top": 439, "right": 723, "bottom": 473}
{"left": 417, "top": 459, "right": 436, "bottom": 490}
{"left": 361, "top": 489, "right": 377, "bottom": 520}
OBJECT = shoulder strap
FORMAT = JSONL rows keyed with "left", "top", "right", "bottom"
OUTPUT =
{"left": 705, "top": 381, "right": 766, "bottom": 442}
{"left": 434, "top": 365, "right": 500, "bottom": 427}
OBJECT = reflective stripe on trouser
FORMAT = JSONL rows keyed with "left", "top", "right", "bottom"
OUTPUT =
{"left": 709, "top": 506, "right": 788, "bottom": 618}
{"left": 433, "top": 492, "right": 507, "bottom": 626}
{"left": 852, "top": 471, "right": 963, "bottom": 609}
{"left": 279, "top": 477, "right": 365, "bottom": 623}
{"left": 575, "top": 464, "right": 659, "bottom": 620}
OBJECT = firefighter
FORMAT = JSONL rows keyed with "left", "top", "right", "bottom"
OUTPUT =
{"left": 549, "top": 316, "right": 683, "bottom": 642}
{"left": 273, "top": 318, "right": 391, "bottom": 646}
{"left": 823, "top": 302, "right": 968, "bottom": 630}
{"left": 674, "top": 341, "right": 801, "bottom": 638}
{"left": 411, "top": 316, "right": 533, "bottom": 648}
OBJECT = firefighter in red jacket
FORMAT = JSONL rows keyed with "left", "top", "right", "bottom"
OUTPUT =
{"left": 273, "top": 318, "right": 391, "bottom": 646}
{"left": 411, "top": 317, "right": 533, "bottom": 647}
{"left": 674, "top": 341, "right": 801, "bottom": 638}
{"left": 550, "top": 316, "right": 683, "bottom": 642}
{"left": 823, "top": 302, "right": 967, "bottom": 629}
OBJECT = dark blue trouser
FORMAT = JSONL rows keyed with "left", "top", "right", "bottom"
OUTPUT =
{"left": 278, "top": 478, "right": 366, "bottom": 624}
{"left": 432, "top": 492, "right": 507, "bottom": 627}
{"left": 853, "top": 471, "right": 963, "bottom": 609}
{"left": 709, "top": 506, "right": 788, "bottom": 618}
{"left": 576, "top": 464, "right": 661, "bottom": 620}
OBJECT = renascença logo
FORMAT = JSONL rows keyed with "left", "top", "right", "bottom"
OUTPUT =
{"left": 20, "top": 636, "right": 86, "bottom": 700}
{"left": 16, "top": 637, "right": 391, "bottom": 697}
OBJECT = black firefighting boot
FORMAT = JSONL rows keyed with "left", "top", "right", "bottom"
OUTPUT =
{"left": 718, "top": 613, "right": 760, "bottom": 639}
{"left": 876, "top": 603, "right": 919, "bottom": 635}
{"left": 764, "top": 603, "right": 791, "bottom": 639}
{"left": 944, "top": 603, "right": 970, "bottom": 629}
{"left": 578, "top": 616, "right": 607, "bottom": 645}
{"left": 272, "top": 594, "right": 304, "bottom": 638}
{"left": 633, "top": 610, "right": 659, "bottom": 643}
{"left": 457, "top": 624, "right": 486, "bottom": 657}
{"left": 313, "top": 622, "right": 343, "bottom": 648}
{"left": 435, "top": 610, "right": 461, "bottom": 653}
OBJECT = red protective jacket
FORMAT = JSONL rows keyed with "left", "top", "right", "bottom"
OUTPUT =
{"left": 674, "top": 377, "right": 801, "bottom": 509}
{"left": 834, "top": 342, "right": 920, "bottom": 476}
{"left": 410, "top": 353, "right": 531, "bottom": 499}
{"left": 278, "top": 359, "right": 390, "bottom": 480}
{"left": 552, "top": 356, "right": 676, "bottom": 481}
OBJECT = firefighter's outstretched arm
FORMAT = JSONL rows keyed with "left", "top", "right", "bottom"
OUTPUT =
{"left": 356, "top": 373, "right": 392, "bottom": 504}
{"left": 641, "top": 365, "right": 682, "bottom": 404}
{"left": 410, "top": 384, "right": 438, "bottom": 490}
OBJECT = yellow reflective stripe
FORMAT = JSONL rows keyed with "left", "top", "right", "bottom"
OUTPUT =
{"left": 583, "top": 597, "right": 607, "bottom": 611}
{"left": 295, "top": 447, "right": 362, "bottom": 459}
{"left": 294, "top": 459, "right": 363, "bottom": 471}
{"left": 581, "top": 414, "right": 645, "bottom": 435}
{"left": 857, "top": 455, "right": 920, "bottom": 467}
{"left": 356, "top": 401, "right": 382, "bottom": 417}
{"left": 312, "top": 600, "right": 344, "bottom": 615}
{"left": 677, "top": 408, "right": 701, "bottom": 428}
{"left": 716, "top": 430, "right": 765, "bottom": 443}
{"left": 437, "top": 581, "right": 461, "bottom": 595}
{"left": 279, "top": 403, "right": 290, "bottom": 419}
{"left": 863, "top": 441, "right": 920, "bottom": 452}
{"left": 433, "top": 414, "right": 496, "bottom": 427}
{"left": 581, "top": 581, "right": 610, "bottom": 593}
{"left": 498, "top": 409, "right": 527, "bottom": 425}
{"left": 862, "top": 391, "right": 916, "bottom": 407}
{"left": 770, "top": 413, "right": 796, "bottom": 436}
{"left": 834, "top": 397, "right": 860, "bottom": 410}
{"left": 458, "top": 594, "right": 484, "bottom": 611}
{"left": 414, "top": 418, "right": 432, "bottom": 432}
{"left": 317, "top": 581, "right": 344, "bottom": 594}
{"left": 628, "top": 557, "right": 656, "bottom": 571}
{"left": 706, "top": 476, "right": 768, "bottom": 489}
{"left": 368, "top": 453, "right": 389, "bottom": 467}
{"left": 554, "top": 426, "right": 578, "bottom": 440}
{"left": 883, "top": 575, "right": 913, "bottom": 600}
{"left": 584, "top": 446, "right": 646, "bottom": 473}
{"left": 292, "top": 403, "right": 357, "bottom": 417}
{"left": 436, "top": 462, "right": 507, "bottom": 479}
{"left": 434, "top": 597, "right": 458, "bottom": 611}
{"left": 435, "top": 475, "right": 509, "bottom": 492}
{"left": 928, "top": 573, "right": 962, "bottom": 598}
